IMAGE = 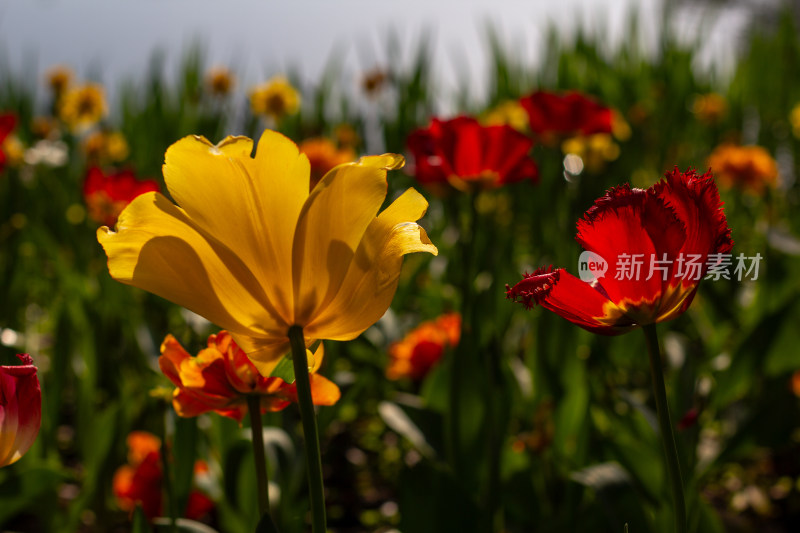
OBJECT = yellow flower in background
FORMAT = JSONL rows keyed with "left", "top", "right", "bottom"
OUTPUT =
{"left": 562, "top": 133, "right": 620, "bottom": 173}
{"left": 98, "top": 130, "right": 438, "bottom": 376}
{"left": 482, "top": 100, "right": 529, "bottom": 133}
{"left": 791, "top": 103, "right": 800, "bottom": 139}
{"left": 83, "top": 130, "right": 130, "bottom": 163}
{"left": 206, "top": 66, "right": 235, "bottom": 97}
{"left": 611, "top": 110, "right": 631, "bottom": 141}
{"left": 45, "top": 65, "right": 73, "bottom": 97}
{"left": 333, "top": 124, "right": 360, "bottom": 150}
{"left": 59, "top": 83, "right": 107, "bottom": 131}
{"left": 707, "top": 144, "right": 778, "bottom": 194}
{"left": 2, "top": 135, "right": 25, "bottom": 168}
{"left": 692, "top": 93, "right": 727, "bottom": 125}
{"left": 299, "top": 137, "right": 357, "bottom": 190}
{"left": 249, "top": 76, "right": 301, "bottom": 121}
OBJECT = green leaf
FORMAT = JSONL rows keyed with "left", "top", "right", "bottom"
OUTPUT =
{"left": 255, "top": 512, "right": 281, "bottom": 533}
{"left": 269, "top": 355, "right": 295, "bottom": 383}
{"left": 132, "top": 505, "right": 153, "bottom": 533}
{"left": 172, "top": 416, "right": 199, "bottom": 518}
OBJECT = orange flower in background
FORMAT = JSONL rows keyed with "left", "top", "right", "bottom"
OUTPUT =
{"left": 507, "top": 168, "right": 733, "bottom": 334}
{"left": 83, "top": 130, "right": 130, "bottom": 164}
{"left": 59, "top": 83, "right": 107, "bottom": 131}
{"left": 159, "top": 331, "right": 340, "bottom": 422}
{"left": 519, "top": 91, "right": 613, "bottom": 143}
{"left": 361, "top": 68, "right": 390, "bottom": 97}
{"left": 83, "top": 167, "right": 160, "bottom": 226}
{"left": 112, "top": 431, "right": 214, "bottom": 521}
{"left": 0, "top": 354, "right": 41, "bottom": 468}
{"left": 334, "top": 123, "right": 360, "bottom": 150}
{"left": 0, "top": 113, "right": 17, "bottom": 173}
{"left": 387, "top": 313, "right": 461, "bottom": 381}
{"left": 31, "top": 116, "right": 60, "bottom": 140}
{"left": 707, "top": 144, "right": 778, "bottom": 194}
{"left": 206, "top": 66, "right": 235, "bottom": 97}
{"left": 249, "top": 76, "right": 301, "bottom": 121}
{"left": 407, "top": 116, "right": 538, "bottom": 192}
{"left": 692, "top": 93, "right": 727, "bottom": 124}
{"left": 299, "top": 137, "right": 357, "bottom": 189}
{"left": 792, "top": 371, "right": 800, "bottom": 397}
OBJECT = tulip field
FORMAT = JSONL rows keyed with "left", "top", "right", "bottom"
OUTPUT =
{"left": 2, "top": 6, "right": 800, "bottom": 533}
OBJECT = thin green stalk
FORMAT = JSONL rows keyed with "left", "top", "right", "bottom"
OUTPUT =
{"left": 161, "top": 414, "right": 178, "bottom": 533}
{"left": 246, "top": 394, "right": 271, "bottom": 518}
{"left": 288, "top": 325, "right": 326, "bottom": 533}
{"left": 643, "top": 324, "right": 686, "bottom": 533}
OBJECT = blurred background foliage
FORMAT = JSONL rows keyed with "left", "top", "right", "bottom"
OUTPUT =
{"left": 1, "top": 2, "right": 800, "bottom": 532}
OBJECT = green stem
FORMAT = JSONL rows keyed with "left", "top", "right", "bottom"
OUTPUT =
{"left": 247, "top": 394, "right": 271, "bottom": 518}
{"left": 447, "top": 192, "right": 479, "bottom": 473}
{"left": 288, "top": 325, "right": 327, "bottom": 533}
{"left": 643, "top": 324, "right": 686, "bottom": 533}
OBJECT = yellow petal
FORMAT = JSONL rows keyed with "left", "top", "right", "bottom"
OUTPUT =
{"left": 98, "top": 192, "right": 286, "bottom": 342}
{"left": 162, "top": 133, "right": 308, "bottom": 323}
{"left": 291, "top": 154, "right": 394, "bottom": 325}
{"left": 237, "top": 333, "right": 324, "bottom": 377}
{"left": 231, "top": 334, "right": 291, "bottom": 376}
{"left": 304, "top": 187, "right": 437, "bottom": 340}
{"left": 251, "top": 130, "right": 311, "bottom": 319}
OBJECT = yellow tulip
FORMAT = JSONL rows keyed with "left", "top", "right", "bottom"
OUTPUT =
{"left": 98, "top": 130, "right": 437, "bottom": 375}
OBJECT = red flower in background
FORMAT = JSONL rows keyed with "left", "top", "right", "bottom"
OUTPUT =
{"left": 519, "top": 91, "right": 613, "bottom": 139}
{"left": 159, "top": 331, "right": 340, "bottom": 423}
{"left": 112, "top": 431, "right": 214, "bottom": 521}
{"left": 83, "top": 167, "right": 160, "bottom": 226}
{"left": 507, "top": 168, "right": 733, "bottom": 334}
{"left": 387, "top": 313, "right": 461, "bottom": 381}
{"left": 0, "top": 354, "right": 41, "bottom": 467}
{"left": 0, "top": 113, "right": 17, "bottom": 173}
{"left": 406, "top": 116, "right": 538, "bottom": 192}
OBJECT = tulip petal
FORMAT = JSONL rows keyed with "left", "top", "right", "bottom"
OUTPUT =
{"left": 577, "top": 185, "right": 685, "bottom": 313}
{"left": 305, "top": 188, "right": 438, "bottom": 340}
{"left": 98, "top": 192, "right": 285, "bottom": 342}
{"left": 507, "top": 267, "right": 637, "bottom": 334}
{"left": 0, "top": 354, "right": 41, "bottom": 467}
{"left": 291, "top": 154, "right": 401, "bottom": 325}
{"left": 163, "top": 133, "right": 309, "bottom": 322}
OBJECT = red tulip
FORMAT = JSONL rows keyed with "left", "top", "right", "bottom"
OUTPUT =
{"left": 407, "top": 116, "right": 538, "bottom": 192}
{"left": 519, "top": 91, "right": 613, "bottom": 138}
{"left": 0, "top": 113, "right": 17, "bottom": 173}
{"left": 0, "top": 354, "right": 41, "bottom": 467}
{"left": 83, "top": 166, "right": 160, "bottom": 226}
{"left": 112, "top": 431, "right": 214, "bottom": 521}
{"left": 507, "top": 168, "right": 733, "bottom": 333}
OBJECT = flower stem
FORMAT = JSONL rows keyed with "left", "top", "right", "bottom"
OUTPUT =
{"left": 246, "top": 394, "right": 271, "bottom": 518}
{"left": 643, "top": 324, "right": 686, "bottom": 533}
{"left": 288, "top": 325, "right": 326, "bottom": 533}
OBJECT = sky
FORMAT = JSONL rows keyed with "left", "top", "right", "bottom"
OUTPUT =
{"left": 0, "top": 0, "right": 750, "bottom": 112}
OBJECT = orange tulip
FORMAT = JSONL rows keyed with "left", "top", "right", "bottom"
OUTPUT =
{"left": 387, "top": 313, "right": 461, "bottom": 381}
{"left": 159, "top": 331, "right": 340, "bottom": 422}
